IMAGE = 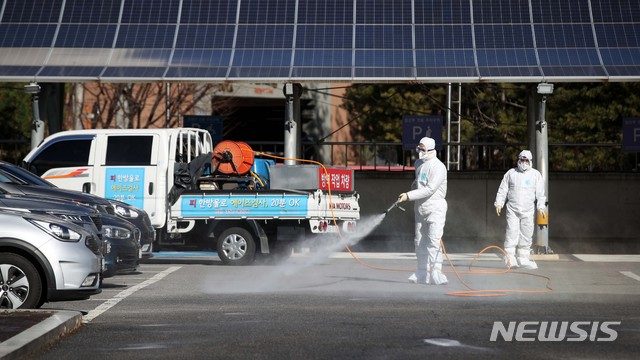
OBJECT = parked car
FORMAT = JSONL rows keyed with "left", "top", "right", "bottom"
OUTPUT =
{"left": 0, "top": 160, "right": 154, "bottom": 257}
{"left": 0, "top": 184, "right": 140, "bottom": 279}
{"left": 0, "top": 189, "right": 103, "bottom": 241}
{"left": 101, "top": 214, "right": 141, "bottom": 278}
{"left": 0, "top": 162, "right": 114, "bottom": 214}
{"left": 108, "top": 200, "right": 154, "bottom": 258}
{"left": 0, "top": 208, "right": 102, "bottom": 309}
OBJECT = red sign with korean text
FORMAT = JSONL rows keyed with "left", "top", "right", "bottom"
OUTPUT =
{"left": 318, "top": 167, "right": 353, "bottom": 192}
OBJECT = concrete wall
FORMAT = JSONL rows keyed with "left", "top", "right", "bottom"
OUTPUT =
{"left": 354, "top": 171, "right": 640, "bottom": 254}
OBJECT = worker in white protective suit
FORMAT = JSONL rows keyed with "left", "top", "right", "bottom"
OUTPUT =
{"left": 494, "top": 150, "right": 546, "bottom": 270}
{"left": 397, "top": 137, "right": 448, "bottom": 285}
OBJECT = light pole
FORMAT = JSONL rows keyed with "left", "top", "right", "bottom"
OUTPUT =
{"left": 24, "top": 82, "right": 43, "bottom": 150}
{"left": 535, "top": 82, "right": 553, "bottom": 254}
{"left": 283, "top": 83, "right": 303, "bottom": 165}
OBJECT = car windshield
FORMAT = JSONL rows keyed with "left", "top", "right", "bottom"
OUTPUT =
{"left": 0, "top": 163, "right": 55, "bottom": 187}
{"left": 0, "top": 171, "right": 25, "bottom": 184}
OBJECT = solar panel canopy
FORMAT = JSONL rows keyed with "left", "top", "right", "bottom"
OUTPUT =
{"left": 1, "top": 0, "right": 639, "bottom": 83}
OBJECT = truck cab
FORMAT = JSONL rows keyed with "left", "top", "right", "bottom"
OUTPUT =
{"left": 23, "top": 128, "right": 212, "bottom": 229}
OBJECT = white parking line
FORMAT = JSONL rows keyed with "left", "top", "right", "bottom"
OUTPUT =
{"left": 573, "top": 255, "right": 640, "bottom": 262}
{"left": 620, "top": 271, "right": 640, "bottom": 282}
{"left": 83, "top": 266, "right": 181, "bottom": 323}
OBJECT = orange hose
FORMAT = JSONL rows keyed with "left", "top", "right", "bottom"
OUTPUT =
{"left": 253, "top": 151, "right": 553, "bottom": 297}
{"left": 440, "top": 242, "right": 553, "bottom": 297}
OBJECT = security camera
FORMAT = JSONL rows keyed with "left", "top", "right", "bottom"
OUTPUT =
{"left": 23, "top": 83, "right": 41, "bottom": 94}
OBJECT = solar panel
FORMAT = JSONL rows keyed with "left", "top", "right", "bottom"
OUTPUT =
{"left": 0, "top": 0, "right": 639, "bottom": 82}
{"left": 55, "top": 25, "right": 116, "bottom": 48}
{"left": 180, "top": 0, "right": 238, "bottom": 24}
{"left": 61, "top": 0, "right": 121, "bottom": 24}
{"left": 297, "top": 0, "right": 352, "bottom": 24}
{"left": 415, "top": 0, "right": 470, "bottom": 25}
{"left": 0, "top": 24, "right": 57, "bottom": 47}
{"left": 238, "top": 0, "right": 295, "bottom": 24}
{"left": 2, "top": 0, "right": 64, "bottom": 23}
{"left": 591, "top": 0, "right": 640, "bottom": 78}
{"left": 120, "top": 0, "right": 179, "bottom": 24}
{"left": 355, "top": 0, "right": 413, "bottom": 24}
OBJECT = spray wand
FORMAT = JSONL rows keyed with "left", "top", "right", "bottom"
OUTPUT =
{"left": 384, "top": 199, "right": 406, "bottom": 214}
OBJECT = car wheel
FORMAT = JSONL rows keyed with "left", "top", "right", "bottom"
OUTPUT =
{"left": 217, "top": 227, "right": 256, "bottom": 265}
{"left": 0, "top": 253, "right": 43, "bottom": 309}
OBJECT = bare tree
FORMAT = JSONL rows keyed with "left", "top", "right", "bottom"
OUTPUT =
{"left": 65, "top": 82, "right": 238, "bottom": 130}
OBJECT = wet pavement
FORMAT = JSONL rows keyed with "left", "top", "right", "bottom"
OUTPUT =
{"left": 0, "top": 253, "right": 640, "bottom": 360}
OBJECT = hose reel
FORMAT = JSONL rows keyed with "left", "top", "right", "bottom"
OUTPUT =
{"left": 212, "top": 140, "right": 255, "bottom": 175}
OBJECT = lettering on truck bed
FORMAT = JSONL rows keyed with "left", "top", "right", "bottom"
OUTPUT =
{"left": 179, "top": 194, "right": 309, "bottom": 217}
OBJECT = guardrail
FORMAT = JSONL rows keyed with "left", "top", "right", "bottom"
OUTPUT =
{"left": 2, "top": 138, "right": 637, "bottom": 172}
{"left": 246, "top": 141, "right": 639, "bottom": 172}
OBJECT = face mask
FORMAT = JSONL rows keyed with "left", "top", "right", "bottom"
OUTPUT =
{"left": 518, "top": 160, "right": 531, "bottom": 172}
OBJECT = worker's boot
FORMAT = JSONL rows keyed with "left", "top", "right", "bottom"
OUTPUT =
{"left": 408, "top": 272, "right": 427, "bottom": 284}
{"left": 504, "top": 248, "right": 519, "bottom": 268}
{"left": 426, "top": 263, "right": 448, "bottom": 285}
{"left": 517, "top": 248, "right": 538, "bottom": 270}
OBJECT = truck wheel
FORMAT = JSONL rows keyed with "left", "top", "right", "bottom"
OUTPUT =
{"left": 217, "top": 227, "right": 256, "bottom": 265}
{"left": 0, "top": 253, "right": 43, "bottom": 309}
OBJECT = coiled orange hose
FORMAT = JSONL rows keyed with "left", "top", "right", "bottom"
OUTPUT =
{"left": 254, "top": 151, "right": 553, "bottom": 297}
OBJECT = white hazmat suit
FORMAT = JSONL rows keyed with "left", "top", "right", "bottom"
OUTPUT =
{"left": 398, "top": 137, "right": 448, "bottom": 285}
{"left": 494, "top": 150, "right": 546, "bottom": 270}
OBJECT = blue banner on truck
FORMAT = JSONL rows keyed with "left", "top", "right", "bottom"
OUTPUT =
{"left": 105, "top": 167, "right": 145, "bottom": 208}
{"left": 180, "top": 194, "right": 309, "bottom": 217}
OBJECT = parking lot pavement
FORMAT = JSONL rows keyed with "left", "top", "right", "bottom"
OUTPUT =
{"left": 0, "top": 310, "right": 81, "bottom": 360}
{"left": 2, "top": 252, "right": 639, "bottom": 359}
{"left": 0, "top": 260, "right": 185, "bottom": 359}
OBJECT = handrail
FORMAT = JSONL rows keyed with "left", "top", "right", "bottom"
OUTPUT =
{"left": 0, "top": 138, "right": 636, "bottom": 172}
{"left": 244, "top": 140, "right": 638, "bottom": 172}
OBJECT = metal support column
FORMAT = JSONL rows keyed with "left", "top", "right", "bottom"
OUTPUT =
{"left": 166, "top": 82, "right": 171, "bottom": 128}
{"left": 446, "top": 83, "right": 462, "bottom": 170}
{"left": 527, "top": 85, "right": 537, "bottom": 154}
{"left": 283, "top": 83, "right": 303, "bottom": 165}
{"left": 535, "top": 83, "right": 553, "bottom": 254}
{"left": 24, "top": 83, "right": 43, "bottom": 150}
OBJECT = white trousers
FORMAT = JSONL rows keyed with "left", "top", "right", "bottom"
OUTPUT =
{"left": 414, "top": 199, "right": 447, "bottom": 284}
{"left": 504, "top": 208, "right": 534, "bottom": 253}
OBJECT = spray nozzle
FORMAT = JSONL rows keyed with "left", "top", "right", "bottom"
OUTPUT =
{"left": 384, "top": 200, "right": 406, "bottom": 215}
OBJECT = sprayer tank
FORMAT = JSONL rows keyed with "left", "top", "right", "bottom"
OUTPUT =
{"left": 269, "top": 165, "right": 354, "bottom": 192}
